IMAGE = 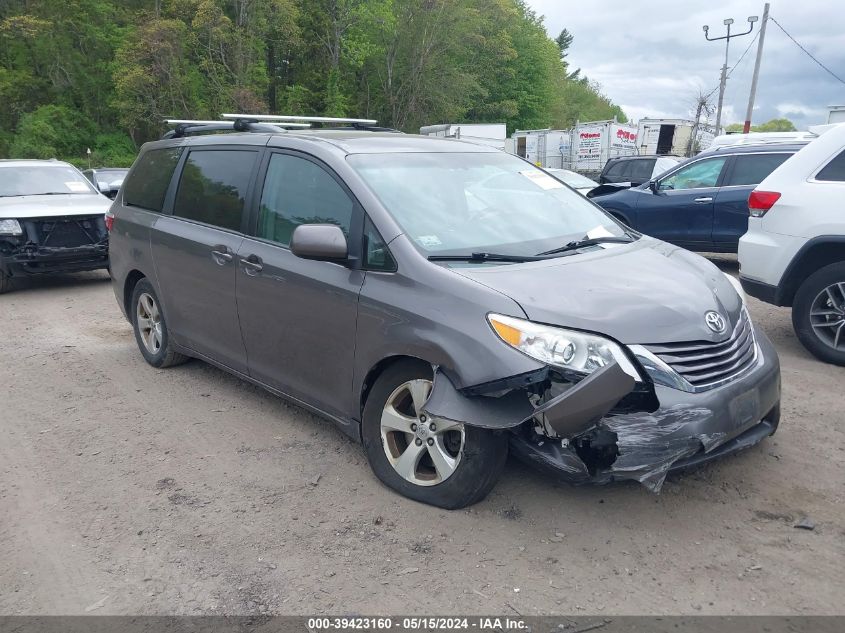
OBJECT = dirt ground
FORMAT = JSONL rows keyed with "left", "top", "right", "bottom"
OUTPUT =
{"left": 1, "top": 260, "right": 843, "bottom": 616}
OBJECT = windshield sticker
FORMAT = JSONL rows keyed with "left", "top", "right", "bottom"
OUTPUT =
{"left": 65, "top": 181, "right": 89, "bottom": 192}
{"left": 586, "top": 224, "right": 624, "bottom": 248}
{"left": 418, "top": 235, "right": 443, "bottom": 248}
{"left": 519, "top": 170, "right": 564, "bottom": 190}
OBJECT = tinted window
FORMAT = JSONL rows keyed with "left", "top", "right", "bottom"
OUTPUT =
{"left": 659, "top": 157, "right": 727, "bottom": 190}
{"left": 172, "top": 150, "right": 257, "bottom": 231}
{"left": 124, "top": 148, "right": 183, "bottom": 212}
{"left": 258, "top": 154, "right": 354, "bottom": 246}
{"left": 816, "top": 150, "right": 845, "bottom": 182}
{"left": 629, "top": 159, "right": 655, "bottom": 182}
{"left": 363, "top": 216, "right": 395, "bottom": 271}
{"left": 725, "top": 153, "right": 791, "bottom": 186}
{"left": 604, "top": 162, "right": 628, "bottom": 181}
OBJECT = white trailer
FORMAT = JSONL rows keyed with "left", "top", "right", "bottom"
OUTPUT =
{"left": 511, "top": 129, "right": 570, "bottom": 168}
{"left": 418, "top": 123, "right": 507, "bottom": 150}
{"left": 637, "top": 118, "right": 719, "bottom": 156}
{"left": 571, "top": 120, "right": 639, "bottom": 171}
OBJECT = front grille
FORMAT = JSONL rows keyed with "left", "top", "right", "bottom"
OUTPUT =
{"left": 32, "top": 216, "right": 105, "bottom": 248}
{"left": 644, "top": 310, "right": 757, "bottom": 389}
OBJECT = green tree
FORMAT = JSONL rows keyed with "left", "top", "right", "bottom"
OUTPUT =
{"left": 726, "top": 118, "right": 797, "bottom": 133}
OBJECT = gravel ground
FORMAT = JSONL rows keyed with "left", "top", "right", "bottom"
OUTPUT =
{"left": 0, "top": 262, "right": 843, "bottom": 616}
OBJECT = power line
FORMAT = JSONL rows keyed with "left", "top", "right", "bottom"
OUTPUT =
{"left": 769, "top": 16, "right": 845, "bottom": 85}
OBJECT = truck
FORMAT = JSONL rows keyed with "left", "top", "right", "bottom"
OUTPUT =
{"left": 419, "top": 123, "right": 507, "bottom": 150}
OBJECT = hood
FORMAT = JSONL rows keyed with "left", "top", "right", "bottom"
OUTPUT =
{"left": 451, "top": 238, "right": 743, "bottom": 345}
{"left": 0, "top": 194, "right": 112, "bottom": 219}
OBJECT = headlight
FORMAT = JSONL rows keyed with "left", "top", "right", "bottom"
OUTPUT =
{"left": 0, "top": 219, "right": 23, "bottom": 236}
{"left": 487, "top": 313, "right": 642, "bottom": 381}
{"left": 724, "top": 272, "right": 746, "bottom": 304}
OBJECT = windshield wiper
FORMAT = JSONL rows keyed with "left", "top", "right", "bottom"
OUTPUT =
{"left": 428, "top": 252, "right": 542, "bottom": 263}
{"left": 537, "top": 236, "right": 634, "bottom": 257}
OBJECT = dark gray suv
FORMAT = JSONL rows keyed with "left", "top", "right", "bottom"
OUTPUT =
{"left": 109, "top": 124, "right": 781, "bottom": 508}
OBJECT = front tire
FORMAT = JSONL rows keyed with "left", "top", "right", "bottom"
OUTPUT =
{"left": 792, "top": 262, "right": 845, "bottom": 366}
{"left": 0, "top": 269, "right": 11, "bottom": 294}
{"left": 361, "top": 359, "right": 508, "bottom": 509}
{"left": 130, "top": 278, "right": 189, "bottom": 368}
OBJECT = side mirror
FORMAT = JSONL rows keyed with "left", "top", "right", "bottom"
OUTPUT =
{"left": 648, "top": 180, "right": 659, "bottom": 193}
{"left": 290, "top": 224, "right": 348, "bottom": 261}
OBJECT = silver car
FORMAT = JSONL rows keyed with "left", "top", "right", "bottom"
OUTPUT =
{"left": 108, "top": 129, "right": 781, "bottom": 509}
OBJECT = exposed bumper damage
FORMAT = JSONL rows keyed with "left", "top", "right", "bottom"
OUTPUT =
{"left": 424, "top": 330, "right": 781, "bottom": 493}
{"left": 0, "top": 216, "right": 109, "bottom": 275}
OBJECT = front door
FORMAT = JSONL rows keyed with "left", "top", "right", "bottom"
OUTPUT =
{"left": 150, "top": 147, "right": 259, "bottom": 373}
{"left": 236, "top": 151, "right": 364, "bottom": 419}
{"left": 636, "top": 155, "right": 729, "bottom": 250}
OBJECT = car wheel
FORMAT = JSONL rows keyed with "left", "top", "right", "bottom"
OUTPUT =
{"left": 0, "top": 269, "right": 11, "bottom": 294}
{"left": 361, "top": 359, "right": 508, "bottom": 509}
{"left": 130, "top": 278, "right": 189, "bottom": 368}
{"left": 792, "top": 262, "right": 845, "bottom": 366}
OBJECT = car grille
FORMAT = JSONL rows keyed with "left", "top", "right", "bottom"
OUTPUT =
{"left": 643, "top": 310, "right": 757, "bottom": 390}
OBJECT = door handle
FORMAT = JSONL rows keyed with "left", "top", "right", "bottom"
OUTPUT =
{"left": 694, "top": 197, "right": 713, "bottom": 203}
{"left": 240, "top": 255, "right": 264, "bottom": 275}
{"left": 211, "top": 246, "right": 233, "bottom": 265}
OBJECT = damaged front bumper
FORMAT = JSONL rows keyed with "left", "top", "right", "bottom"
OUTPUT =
{"left": 1, "top": 216, "right": 109, "bottom": 276}
{"left": 423, "top": 329, "right": 781, "bottom": 493}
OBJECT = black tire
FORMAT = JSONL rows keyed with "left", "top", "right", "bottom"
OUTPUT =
{"left": 0, "top": 269, "right": 11, "bottom": 294}
{"left": 130, "top": 278, "right": 189, "bottom": 368}
{"left": 792, "top": 262, "right": 845, "bottom": 366}
{"left": 361, "top": 359, "right": 508, "bottom": 509}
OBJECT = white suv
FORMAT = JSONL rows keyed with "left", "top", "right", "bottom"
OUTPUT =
{"left": 739, "top": 123, "right": 845, "bottom": 365}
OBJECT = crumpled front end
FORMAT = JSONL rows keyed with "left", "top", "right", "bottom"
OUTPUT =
{"left": 422, "top": 327, "right": 781, "bottom": 493}
{"left": 1, "top": 215, "right": 109, "bottom": 276}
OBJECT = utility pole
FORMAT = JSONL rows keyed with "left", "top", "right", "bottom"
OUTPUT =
{"left": 743, "top": 3, "right": 770, "bottom": 133}
{"left": 703, "top": 14, "right": 758, "bottom": 132}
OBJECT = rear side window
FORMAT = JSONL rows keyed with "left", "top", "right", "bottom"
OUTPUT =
{"left": 257, "top": 153, "right": 354, "bottom": 247}
{"left": 124, "top": 148, "right": 183, "bottom": 212}
{"left": 816, "top": 150, "right": 845, "bottom": 181}
{"left": 172, "top": 150, "right": 257, "bottom": 232}
{"left": 604, "top": 161, "right": 628, "bottom": 181}
{"left": 725, "top": 153, "right": 791, "bottom": 186}
{"left": 628, "top": 159, "right": 654, "bottom": 182}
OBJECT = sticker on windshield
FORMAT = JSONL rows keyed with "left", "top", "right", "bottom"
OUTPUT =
{"left": 417, "top": 235, "right": 443, "bottom": 248}
{"left": 519, "top": 170, "right": 564, "bottom": 190}
{"left": 65, "top": 181, "right": 89, "bottom": 192}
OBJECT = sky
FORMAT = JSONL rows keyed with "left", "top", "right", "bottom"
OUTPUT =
{"left": 524, "top": 0, "right": 845, "bottom": 130}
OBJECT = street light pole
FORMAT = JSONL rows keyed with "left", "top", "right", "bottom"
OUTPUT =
{"left": 743, "top": 3, "right": 770, "bottom": 133}
{"left": 703, "top": 14, "right": 758, "bottom": 132}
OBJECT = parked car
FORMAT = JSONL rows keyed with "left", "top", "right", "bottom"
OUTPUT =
{"left": 739, "top": 123, "right": 845, "bottom": 366}
{"left": 593, "top": 143, "right": 806, "bottom": 253}
{"left": 545, "top": 168, "right": 598, "bottom": 195}
{"left": 83, "top": 167, "right": 129, "bottom": 199}
{"left": 109, "top": 122, "right": 781, "bottom": 509}
{"left": 598, "top": 155, "right": 681, "bottom": 186}
{"left": 0, "top": 159, "right": 111, "bottom": 293}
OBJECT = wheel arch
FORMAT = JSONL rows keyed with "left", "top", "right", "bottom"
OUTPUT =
{"left": 123, "top": 269, "right": 147, "bottom": 317}
{"left": 358, "top": 355, "right": 434, "bottom": 420}
{"left": 779, "top": 236, "right": 845, "bottom": 306}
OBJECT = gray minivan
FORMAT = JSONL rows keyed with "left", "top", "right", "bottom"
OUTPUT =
{"left": 108, "top": 125, "right": 781, "bottom": 509}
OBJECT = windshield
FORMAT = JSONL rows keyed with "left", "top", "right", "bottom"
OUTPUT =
{"left": 349, "top": 152, "right": 627, "bottom": 257}
{"left": 548, "top": 169, "right": 598, "bottom": 189}
{"left": 0, "top": 165, "right": 97, "bottom": 197}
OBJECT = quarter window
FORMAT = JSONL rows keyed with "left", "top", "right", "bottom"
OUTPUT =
{"left": 363, "top": 216, "right": 395, "bottom": 271}
{"left": 659, "top": 157, "right": 727, "bottom": 190}
{"left": 816, "top": 150, "right": 845, "bottom": 182}
{"left": 258, "top": 154, "right": 353, "bottom": 246}
{"left": 724, "top": 153, "right": 790, "bottom": 186}
{"left": 124, "top": 148, "right": 183, "bottom": 212}
{"left": 172, "top": 150, "right": 257, "bottom": 232}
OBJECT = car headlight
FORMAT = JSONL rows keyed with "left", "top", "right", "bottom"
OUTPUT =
{"left": 724, "top": 272, "right": 746, "bottom": 304}
{"left": 0, "top": 219, "right": 23, "bottom": 236}
{"left": 488, "top": 313, "right": 642, "bottom": 381}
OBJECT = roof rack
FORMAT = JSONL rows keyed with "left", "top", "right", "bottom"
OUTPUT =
{"left": 161, "top": 118, "right": 312, "bottom": 139}
{"left": 222, "top": 113, "right": 400, "bottom": 133}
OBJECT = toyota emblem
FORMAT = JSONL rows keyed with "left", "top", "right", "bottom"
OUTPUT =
{"left": 705, "top": 311, "right": 727, "bottom": 334}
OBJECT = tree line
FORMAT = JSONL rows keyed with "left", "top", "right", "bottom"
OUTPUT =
{"left": 0, "top": 0, "right": 627, "bottom": 167}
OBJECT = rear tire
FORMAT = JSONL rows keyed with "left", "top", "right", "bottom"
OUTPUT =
{"left": 130, "top": 278, "right": 189, "bottom": 368}
{"left": 792, "top": 262, "right": 845, "bottom": 366}
{"left": 361, "top": 359, "right": 508, "bottom": 509}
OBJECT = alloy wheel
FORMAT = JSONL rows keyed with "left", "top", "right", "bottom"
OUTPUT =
{"left": 809, "top": 282, "right": 845, "bottom": 351}
{"left": 136, "top": 292, "right": 163, "bottom": 355}
{"left": 380, "top": 379, "right": 465, "bottom": 486}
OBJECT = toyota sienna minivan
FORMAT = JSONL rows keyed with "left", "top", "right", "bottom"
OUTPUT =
{"left": 108, "top": 119, "right": 781, "bottom": 509}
